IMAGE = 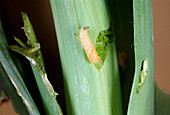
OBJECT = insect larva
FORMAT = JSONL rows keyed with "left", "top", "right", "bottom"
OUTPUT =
{"left": 78, "top": 26, "right": 100, "bottom": 63}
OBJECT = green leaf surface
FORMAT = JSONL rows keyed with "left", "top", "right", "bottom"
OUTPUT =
{"left": 10, "top": 13, "right": 62, "bottom": 115}
{"left": 155, "top": 83, "right": 170, "bottom": 115}
{"left": 127, "top": 0, "right": 154, "bottom": 115}
{"left": 0, "top": 89, "right": 8, "bottom": 103}
{"left": 0, "top": 20, "right": 40, "bottom": 115}
{"left": 50, "top": 0, "right": 122, "bottom": 114}
{"left": 0, "top": 62, "right": 29, "bottom": 115}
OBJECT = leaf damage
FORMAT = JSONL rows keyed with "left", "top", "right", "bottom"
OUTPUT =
{"left": 137, "top": 59, "right": 148, "bottom": 93}
{"left": 9, "top": 13, "right": 57, "bottom": 98}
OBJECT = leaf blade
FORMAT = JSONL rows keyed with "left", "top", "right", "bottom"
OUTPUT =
{"left": 10, "top": 13, "right": 62, "bottom": 115}
{"left": 155, "top": 83, "right": 170, "bottom": 115}
{"left": 50, "top": 0, "right": 123, "bottom": 114}
{"left": 127, "top": 0, "right": 154, "bottom": 114}
{"left": 0, "top": 20, "right": 40, "bottom": 115}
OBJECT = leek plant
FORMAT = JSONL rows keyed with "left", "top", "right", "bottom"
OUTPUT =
{"left": 50, "top": 0, "right": 122, "bottom": 114}
{"left": 0, "top": 0, "right": 170, "bottom": 115}
{"left": 0, "top": 19, "right": 40, "bottom": 115}
{"left": 9, "top": 13, "right": 62, "bottom": 115}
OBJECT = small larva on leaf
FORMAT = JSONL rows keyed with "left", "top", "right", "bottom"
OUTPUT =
{"left": 78, "top": 26, "right": 100, "bottom": 63}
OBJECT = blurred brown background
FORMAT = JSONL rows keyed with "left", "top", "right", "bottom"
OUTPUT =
{"left": 153, "top": 0, "right": 170, "bottom": 94}
{"left": 0, "top": 0, "right": 169, "bottom": 114}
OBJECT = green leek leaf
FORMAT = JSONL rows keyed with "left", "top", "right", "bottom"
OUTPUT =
{"left": 0, "top": 19, "right": 40, "bottom": 115}
{"left": 50, "top": 0, "right": 123, "bottom": 114}
{"left": 127, "top": 0, "right": 154, "bottom": 114}
{"left": 155, "top": 83, "right": 170, "bottom": 115}
{"left": 10, "top": 12, "right": 62, "bottom": 115}
{"left": 0, "top": 62, "right": 29, "bottom": 115}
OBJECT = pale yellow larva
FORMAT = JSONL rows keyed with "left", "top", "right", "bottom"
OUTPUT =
{"left": 78, "top": 26, "right": 100, "bottom": 63}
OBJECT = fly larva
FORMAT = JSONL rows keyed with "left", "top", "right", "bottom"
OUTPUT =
{"left": 78, "top": 26, "right": 100, "bottom": 63}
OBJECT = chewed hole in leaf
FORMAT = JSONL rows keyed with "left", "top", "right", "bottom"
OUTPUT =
{"left": 94, "top": 27, "right": 113, "bottom": 70}
{"left": 137, "top": 59, "right": 148, "bottom": 93}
